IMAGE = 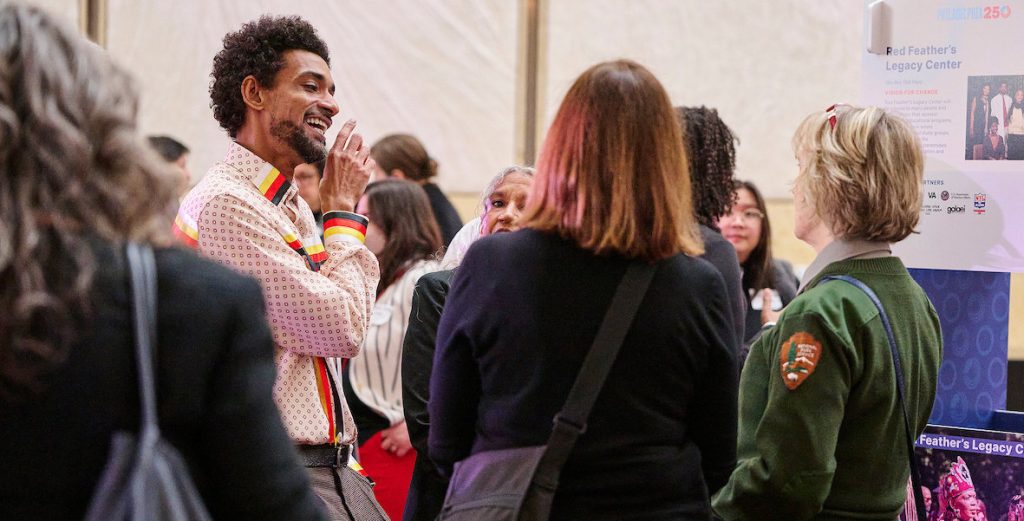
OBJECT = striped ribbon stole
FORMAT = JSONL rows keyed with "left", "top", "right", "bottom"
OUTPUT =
{"left": 173, "top": 166, "right": 340, "bottom": 444}
{"left": 255, "top": 167, "right": 340, "bottom": 444}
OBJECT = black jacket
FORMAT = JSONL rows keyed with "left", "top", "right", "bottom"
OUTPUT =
{"left": 0, "top": 244, "right": 326, "bottom": 521}
{"left": 429, "top": 230, "right": 738, "bottom": 520}
{"left": 699, "top": 225, "right": 746, "bottom": 350}
{"left": 401, "top": 269, "right": 455, "bottom": 521}
{"left": 422, "top": 183, "right": 463, "bottom": 247}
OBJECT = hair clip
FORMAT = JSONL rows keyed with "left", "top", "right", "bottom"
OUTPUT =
{"left": 825, "top": 104, "right": 840, "bottom": 130}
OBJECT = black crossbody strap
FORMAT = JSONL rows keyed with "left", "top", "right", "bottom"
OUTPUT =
{"left": 125, "top": 241, "right": 163, "bottom": 485}
{"left": 820, "top": 275, "right": 927, "bottom": 519}
{"left": 532, "top": 261, "right": 657, "bottom": 491}
{"left": 126, "top": 243, "right": 160, "bottom": 434}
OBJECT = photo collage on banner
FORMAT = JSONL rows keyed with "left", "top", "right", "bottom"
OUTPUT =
{"left": 915, "top": 425, "right": 1024, "bottom": 521}
{"left": 863, "top": 1, "right": 1024, "bottom": 272}
{"left": 863, "top": 3, "right": 1024, "bottom": 520}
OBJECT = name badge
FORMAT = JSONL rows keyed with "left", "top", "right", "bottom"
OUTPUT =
{"left": 750, "top": 288, "right": 783, "bottom": 311}
{"left": 370, "top": 304, "right": 392, "bottom": 326}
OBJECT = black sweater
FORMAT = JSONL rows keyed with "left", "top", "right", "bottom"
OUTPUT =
{"left": 422, "top": 183, "right": 463, "bottom": 247}
{"left": 428, "top": 229, "right": 738, "bottom": 520}
{"left": 402, "top": 269, "right": 456, "bottom": 521}
{"left": 700, "top": 225, "right": 746, "bottom": 349}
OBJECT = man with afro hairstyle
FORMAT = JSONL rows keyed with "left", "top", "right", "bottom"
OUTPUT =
{"left": 177, "top": 15, "right": 387, "bottom": 520}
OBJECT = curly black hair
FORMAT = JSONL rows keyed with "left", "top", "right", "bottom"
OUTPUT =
{"left": 676, "top": 106, "right": 739, "bottom": 228}
{"left": 210, "top": 15, "right": 330, "bottom": 137}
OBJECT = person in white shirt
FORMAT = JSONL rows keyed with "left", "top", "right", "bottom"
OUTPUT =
{"left": 990, "top": 82, "right": 1013, "bottom": 140}
{"left": 1006, "top": 89, "right": 1024, "bottom": 160}
{"left": 341, "top": 179, "right": 444, "bottom": 519}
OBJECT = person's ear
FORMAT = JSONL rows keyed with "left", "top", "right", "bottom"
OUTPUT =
{"left": 390, "top": 169, "right": 407, "bottom": 180}
{"left": 241, "top": 75, "right": 267, "bottom": 111}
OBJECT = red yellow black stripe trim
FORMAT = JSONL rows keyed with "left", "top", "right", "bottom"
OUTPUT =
{"left": 256, "top": 168, "right": 291, "bottom": 205}
{"left": 313, "top": 357, "right": 337, "bottom": 444}
{"left": 323, "top": 211, "right": 369, "bottom": 245}
{"left": 172, "top": 213, "right": 199, "bottom": 248}
{"left": 305, "top": 242, "right": 328, "bottom": 264}
{"left": 282, "top": 232, "right": 304, "bottom": 253}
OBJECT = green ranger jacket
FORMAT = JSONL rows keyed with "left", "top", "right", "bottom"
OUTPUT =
{"left": 713, "top": 257, "right": 942, "bottom": 520}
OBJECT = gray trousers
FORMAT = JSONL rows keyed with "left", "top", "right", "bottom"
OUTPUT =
{"left": 306, "top": 466, "right": 390, "bottom": 521}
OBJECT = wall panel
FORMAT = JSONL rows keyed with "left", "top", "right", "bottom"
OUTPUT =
{"left": 105, "top": 0, "right": 519, "bottom": 192}
{"left": 541, "top": 1, "right": 864, "bottom": 198}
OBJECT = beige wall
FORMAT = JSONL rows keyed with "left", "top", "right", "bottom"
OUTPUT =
{"left": 102, "top": 0, "right": 520, "bottom": 194}
{"left": 540, "top": 1, "right": 864, "bottom": 199}
{"left": 36, "top": 1, "right": 866, "bottom": 199}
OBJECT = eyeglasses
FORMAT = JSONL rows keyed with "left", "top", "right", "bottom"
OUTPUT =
{"left": 720, "top": 208, "right": 765, "bottom": 223}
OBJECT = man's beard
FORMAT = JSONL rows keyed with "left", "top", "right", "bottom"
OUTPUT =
{"left": 270, "top": 118, "right": 326, "bottom": 164}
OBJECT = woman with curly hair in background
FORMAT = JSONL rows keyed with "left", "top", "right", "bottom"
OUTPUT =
{"left": 0, "top": 5, "right": 327, "bottom": 520}
{"left": 677, "top": 106, "right": 746, "bottom": 350}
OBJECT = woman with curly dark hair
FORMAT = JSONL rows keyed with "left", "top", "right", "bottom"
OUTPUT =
{"left": 0, "top": 5, "right": 326, "bottom": 520}
{"left": 677, "top": 106, "right": 746, "bottom": 347}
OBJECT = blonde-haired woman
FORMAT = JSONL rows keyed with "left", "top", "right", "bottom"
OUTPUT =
{"left": 713, "top": 105, "right": 943, "bottom": 519}
{"left": 429, "top": 60, "right": 738, "bottom": 519}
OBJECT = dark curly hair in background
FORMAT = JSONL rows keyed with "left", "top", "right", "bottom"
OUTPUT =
{"left": 676, "top": 106, "right": 739, "bottom": 228}
{"left": 210, "top": 15, "right": 330, "bottom": 137}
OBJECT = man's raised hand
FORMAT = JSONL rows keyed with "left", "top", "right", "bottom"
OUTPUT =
{"left": 320, "top": 119, "right": 375, "bottom": 213}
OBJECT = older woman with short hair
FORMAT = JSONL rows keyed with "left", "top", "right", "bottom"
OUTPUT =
{"left": 440, "top": 165, "right": 535, "bottom": 267}
{"left": 712, "top": 105, "right": 943, "bottom": 519}
{"left": 429, "top": 60, "right": 737, "bottom": 519}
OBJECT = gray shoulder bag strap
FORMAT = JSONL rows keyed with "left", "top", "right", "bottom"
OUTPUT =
{"left": 524, "top": 261, "right": 657, "bottom": 513}
{"left": 438, "top": 261, "right": 656, "bottom": 521}
{"left": 819, "top": 274, "right": 927, "bottom": 520}
{"left": 83, "top": 243, "right": 212, "bottom": 521}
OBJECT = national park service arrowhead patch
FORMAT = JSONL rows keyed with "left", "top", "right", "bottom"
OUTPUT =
{"left": 779, "top": 332, "right": 822, "bottom": 390}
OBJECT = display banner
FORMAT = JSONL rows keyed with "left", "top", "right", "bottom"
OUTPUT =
{"left": 862, "top": 1, "right": 1024, "bottom": 272}
{"left": 910, "top": 425, "right": 1024, "bottom": 520}
{"left": 910, "top": 269, "right": 1010, "bottom": 428}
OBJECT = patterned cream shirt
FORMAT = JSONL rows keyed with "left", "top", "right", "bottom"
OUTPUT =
{"left": 176, "top": 142, "right": 379, "bottom": 446}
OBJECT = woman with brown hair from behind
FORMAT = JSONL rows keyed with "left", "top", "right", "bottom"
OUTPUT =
{"left": 428, "top": 59, "right": 737, "bottom": 519}
{"left": 0, "top": 5, "right": 326, "bottom": 520}
{"left": 371, "top": 134, "right": 463, "bottom": 246}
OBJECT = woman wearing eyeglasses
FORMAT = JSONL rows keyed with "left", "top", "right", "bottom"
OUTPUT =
{"left": 712, "top": 105, "right": 942, "bottom": 519}
{"left": 718, "top": 180, "right": 800, "bottom": 349}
